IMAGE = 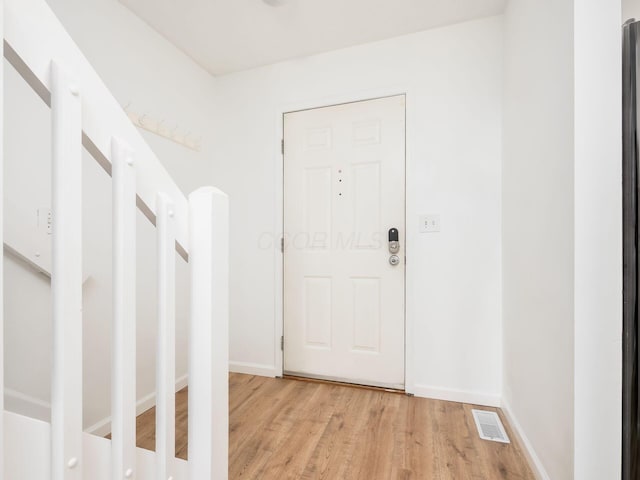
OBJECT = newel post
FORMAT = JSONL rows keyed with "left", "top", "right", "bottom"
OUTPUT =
{"left": 188, "top": 187, "right": 229, "bottom": 480}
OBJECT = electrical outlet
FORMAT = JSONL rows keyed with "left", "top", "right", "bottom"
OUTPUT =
{"left": 419, "top": 215, "right": 440, "bottom": 233}
{"left": 37, "top": 207, "right": 52, "bottom": 235}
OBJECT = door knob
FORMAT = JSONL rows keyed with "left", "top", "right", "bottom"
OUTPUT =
{"left": 388, "top": 228, "right": 400, "bottom": 254}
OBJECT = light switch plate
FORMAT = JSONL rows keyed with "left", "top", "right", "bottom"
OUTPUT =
{"left": 420, "top": 215, "right": 440, "bottom": 233}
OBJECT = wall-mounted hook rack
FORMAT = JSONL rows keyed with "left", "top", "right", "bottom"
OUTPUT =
{"left": 122, "top": 105, "right": 202, "bottom": 152}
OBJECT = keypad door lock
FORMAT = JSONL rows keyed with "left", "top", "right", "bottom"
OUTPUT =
{"left": 388, "top": 228, "right": 400, "bottom": 254}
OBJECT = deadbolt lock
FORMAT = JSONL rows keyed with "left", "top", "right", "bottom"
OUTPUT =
{"left": 389, "top": 255, "right": 400, "bottom": 266}
{"left": 388, "top": 228, "right": 400, "bottom": 254}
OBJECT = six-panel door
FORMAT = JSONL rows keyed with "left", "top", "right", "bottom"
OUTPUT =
{"left": 283, "top": 95, "right": 406, "bottom": 389}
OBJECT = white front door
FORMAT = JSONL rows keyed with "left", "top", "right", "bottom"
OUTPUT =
{"left": 283, "top": 95, "right": 406, "bottom": 389}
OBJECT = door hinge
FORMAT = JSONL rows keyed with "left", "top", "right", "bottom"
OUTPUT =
{"left": 281, "top": 138, "right": 284, "bottom": 155}
{"left": 281, "top": 237, "right": 284, "bottom": 253}
{"left": 281, "top": 335, "right": 284, "bottom": 351}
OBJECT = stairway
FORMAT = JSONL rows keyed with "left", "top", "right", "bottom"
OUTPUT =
{"left": 1, "top": 0, "right": 229, "bottom": 478}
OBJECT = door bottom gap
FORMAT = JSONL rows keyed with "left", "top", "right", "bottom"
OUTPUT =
{"left": 283, "top": 374, "right": 405, "bottom": 394}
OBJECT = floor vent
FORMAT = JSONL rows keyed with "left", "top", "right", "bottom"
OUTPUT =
{"left": 472, "top": 409, "right": 510, "bottom": 443}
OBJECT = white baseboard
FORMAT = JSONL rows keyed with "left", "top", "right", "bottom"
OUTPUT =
{"left": 501, "top": 399, "right": 551, "bottom": 480}
{"left": 4, "top": 388, "right": 51, "bottom": 423}
{"left": 229, "top": 361, "right": 278, "bottom": 377}
{"left": 7, "top": 364, "right": 273, "bottom": 440}
{"left": 411, "top": 383, "right": 501, "bottom": 407}
{"left": 86, "top": 374, "right": 189, "bottom": 437}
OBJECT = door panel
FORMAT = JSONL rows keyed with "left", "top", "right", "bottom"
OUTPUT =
{"left": 304, "top": 276, "right": 332, "bottom": 348}
{"left": 284, "top": 95, "right": 405, "bottom": 389}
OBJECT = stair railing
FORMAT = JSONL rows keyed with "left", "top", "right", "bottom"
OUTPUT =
{"left": 2, "top": 0, "right": 229, "bottom": 479}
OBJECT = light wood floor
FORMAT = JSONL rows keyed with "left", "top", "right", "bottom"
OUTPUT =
{"left": 135, "top": 373, "right": 534, "bottom": 479}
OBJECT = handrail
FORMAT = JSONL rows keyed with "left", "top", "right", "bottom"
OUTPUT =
{"left": 4, "top": 0, "right": 190, "bottom": 260}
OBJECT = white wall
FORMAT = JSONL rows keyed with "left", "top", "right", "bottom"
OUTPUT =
{"left": 502, "top": 0, "right": 575, "bottom": 479}
{"left": 45, "top": 0, "right": 217, "bottom": 195}
{"left": 574, "top": 0, "right": 622, "bottom": 478}
{"left": 503, "top": 0, "right": 623, "bottom": 478}
{"left": 4, "top": 0, "right": 217, "bottom": 430}
{"left": 213, "top": 16, "right": 504, "bottom": 403}
{"left": 623, "top": 0, "right": 640, "bottom": 21}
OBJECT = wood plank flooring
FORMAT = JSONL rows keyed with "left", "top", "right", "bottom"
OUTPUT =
{"left": 135, "top": 373, "right": 534, "bottom": 479}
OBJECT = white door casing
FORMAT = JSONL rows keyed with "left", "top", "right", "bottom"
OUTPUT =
{"left": 283, "top": 95, "right": 406, "bottom": 389}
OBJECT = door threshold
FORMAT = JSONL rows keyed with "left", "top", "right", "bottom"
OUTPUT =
{"left": 283, "top": 374, "right": 405, "bottom": 394}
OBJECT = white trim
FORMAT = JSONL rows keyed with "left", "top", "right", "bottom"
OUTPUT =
{"left": 230, "top": 361, "right": 278, "bottom": 377}
{"left": 4, "top": 388, "right": 51, "bottom": 423}
{"left": 86, "top": 374, "right": 189, "bottom": 438}
{"left": 273, "top": 105, "right": 284, "bottom": 377}
{"left": 412, "top": 384, "right": 501, "bottom": 408}
{"left": 501, "top": 398, "right": 551, "bottom": 480}
{"left": 274, "top": 85, "right": 413, "bottom": 391}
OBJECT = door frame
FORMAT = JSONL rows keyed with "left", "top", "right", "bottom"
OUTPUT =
{"left": 274, "top": 88, "right": 412, "bottom": 392}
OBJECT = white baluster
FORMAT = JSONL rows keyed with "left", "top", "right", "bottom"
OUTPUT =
{"left": 188, "top": 187, "right": 229, "bottom": 480}
{"left": 156, "top": 193, "right": 176, "bottom": 480}
{"left": 111, "top": 137, "right": 137, "bottom": 480}
{"left": 0, "top": 0, "right": 5, "bottom": 477}
{"left": 50, "top": 61, "right": 83, "bottom": 480}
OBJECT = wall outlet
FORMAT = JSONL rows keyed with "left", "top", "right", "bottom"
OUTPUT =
{"left": 37, "top": 207, "right": 52, "bottom": 235}
{"left": 419, "top": 214, "right": 440, "bottom": 233}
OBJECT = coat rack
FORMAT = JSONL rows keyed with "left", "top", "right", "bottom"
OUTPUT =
{"left": 123, "top": 103, "right": 202, "bottom": 152}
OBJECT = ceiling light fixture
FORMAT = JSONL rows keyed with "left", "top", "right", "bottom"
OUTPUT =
{"left": 263, "top": 0, "right": 290, "bottom": 6}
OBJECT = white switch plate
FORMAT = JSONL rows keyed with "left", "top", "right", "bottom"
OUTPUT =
{"left": 420, "top": 215, "right": 440, "bottom": 233}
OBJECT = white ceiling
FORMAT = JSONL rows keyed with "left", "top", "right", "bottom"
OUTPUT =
{"left": 119, "top": 0, "right": 506, "bottom": 76}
